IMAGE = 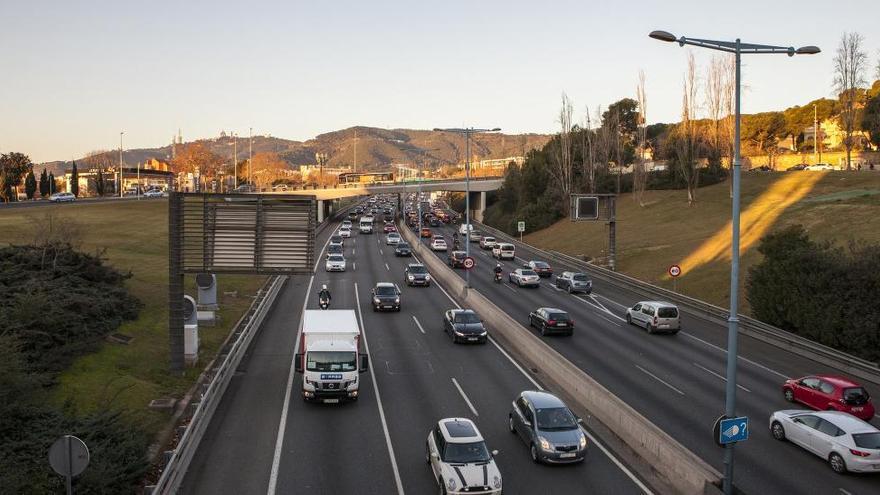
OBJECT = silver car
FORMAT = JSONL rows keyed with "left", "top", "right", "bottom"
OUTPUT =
{"left": 509, "top": 390, "right": 587, "bottom": 464}
{"left": 626, "top": 301, "right": 680, "bottom": 334}
{"left": 554, "top": 271, "right": 592, "bottom": 294}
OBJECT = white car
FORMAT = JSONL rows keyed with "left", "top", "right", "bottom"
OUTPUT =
{"left": 329, "top": 235, "right": 344, "bottom": 248}
{"left": 427, "top": 418, "right": 502, "bottom": 494}
{"left": 341, "top": 220, "right": 353, "bottom": 229}
{"left": 492, "top": 243, "right": 515, "bottom": 260}
{"left": 508, "top": 268, "right": 540, "bottom": 287}
{"left": 143, "top": 189, "right": 167, "bottom": 198}
{"left": 431, "top": 238, "right": 448, "bottom": 251}
{"left": 770, "top": 409, "right": 880, "bottom": 474}
{"left": 48, "top": 192, "right": 75, "bottom": 202}
{"left": 386, "top": 232, "right": 401, "bottom": 245}
{"left": 339, "top": 227, "right": 352, "bottom": 238}
{"left": 480, "top": 236, "right": 496, "bottom": 250}
{"left": 325, "top": 254, "right": 346, "bottom": 272}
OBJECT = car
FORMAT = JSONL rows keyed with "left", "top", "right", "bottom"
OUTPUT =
{"left": 143, "top": 189, "right": 167, "bottom": 198}
{"left": 371, "top": 283, "right": 401, "bottom": 311}
{"left": 386, "top": 232, "right": 401, "bottom": 245}
{"left": 509, "top": 391, "right": 587, "bottom": 464}
{"left": 807, "top": 163, "right": 835, "bottom": 171}
{"left": 404, "top": 263, "right": 431, "bottom": 286}
{"left": 384, "top": 223, "right": 397, "bottom": 233}
{"left": 468, "top": 231, "right": 482, "bottom": 242}
{"left": 421, "top": 227, "right": 432, "bottom": 238}
{"left": 426, "top": 418, "right": 502, "bottom": 494}
{"left": 447, "top": 250, "right": 467, "bottom": 268}
{"left": 48, "top": 192, "right": 75, "bottom": 202}
{"left": 509, "top": 268, "right": 540, "bottom": 287}
{"left": 480, "top": 236, "right": 496, "bottom": 250}
{"left": 787, "top": 164, "right": 808, "bottom": 171}
{"left": 625, "top": 301, "right": 680, "bottom": 334}
{"left": 554, "top": 272, "right": 592, "bottom": 294}
{"left": 395, "top": 242, "right": 412, "bottom": 257}
{"left": 329, "top": 235, "right": 344, "bottom": 247}
{"left": 493, "top": 243, "right": 515, "bottom": 260}
{"left": 325, "top": 254, "right": 346, "bottom": 272}
{"left": 326, "top": 244, "right": 344, "bottom": 257}
{"left": 458, "top": 224, "right": 475, "bottom": 236}
{"left": 527, "top": 260, "right": 553, "bottom": 278}
{"left": 782, "top": 375, "right": 875, "bottom": 421}
{"left": 443, "top": 309, "right": 487, "bottom": 344}
{"left": 341, "top": 220, "right": 353, "bottom": 229}
{"left": 338, "top": 227, "right": 352, "bottom": 238}
{"left": 431, "top": 238, "right": 448, "bottom": 251}
{"left": 348, "top": 211, "right": 359, "bottom": 220}
{"left": 769, "top": 410, "right": 880, "bottom": 474}
{"left": 528, "top": 307, "right": 574, "bottom": 336}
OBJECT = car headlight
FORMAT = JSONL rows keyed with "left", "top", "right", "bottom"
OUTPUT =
{"left": 373, "top": 297, "right": 381, "bottom": 304}
{"left": 539, "top": 436, "right": 551, "bottom": 451}
{"left": 446, "top": 477, "right": 457, "bottom": 491}
{"left": 493, "top": 475, "right": 502, "bottom": 489}
{"left": 394, "top": 297, "right": 400, "bottom": 304}
{"left": 580, "top": 433, "right": 587, "bottom": 449}
{"left": 408, "top": 275, "right": 415, "bottom": 281}
{"left": 425, "top": 274, "right": 431, "bottom": 280}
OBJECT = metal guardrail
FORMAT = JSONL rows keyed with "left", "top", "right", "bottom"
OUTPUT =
{"left": 474, "top": 221, "right": 880, "bottom": 385}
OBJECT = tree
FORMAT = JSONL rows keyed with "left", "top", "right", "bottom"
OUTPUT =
{"left": 548, "top": 93, "right": 574, "bottom": 208}
{"left": 741, "top": 112, "right": 787, "bottom": 167}
{"left": 633, "top": 71, "right": 648, "bottom": 207}
{"left": 862, "top": 80, "right": 880, "bottom": 150}
{"left": 95, "top": 168, "right": 106, "bottom": 196}
{"left": 38, "top": 169, "right": 49, "bottom": 198}
{"left": 48, "top": 173, "right": 56, "bottom": 194}
{"left": 0, "top": 152, "right": 32, "bottom": 203}
{"left": 833, "top": 32, "right": 868, "bottom": 170}
{"left": 24, "top": 168, "right": 36, "bottom": 199}
{"left": 250, "top": 152, "right": 289, "bottom": 190}
{"left": 172, "top": 142, "right": 223, "bottom": 178}
{"left": 673, "top": 53, "right": 700, "bottom": 205}
{"left": 70, "top": 161, "right": 79, "bottom": 197}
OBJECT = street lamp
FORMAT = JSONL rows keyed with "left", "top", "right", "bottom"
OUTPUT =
{"left": 651, "top": 30, "right": 818, "bottom": 495}
{"left": 433, "top": 127, "right": 501, "bottom": 288}
{"left": 119, "top": 131, "right": 124, "bottom": 197}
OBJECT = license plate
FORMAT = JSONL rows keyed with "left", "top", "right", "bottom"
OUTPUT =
{"left": 468, "top": 337, "right": 478, "bottom": 341}
{"left": 383, "top": 305, "right": 392, "bottom": 309}
{"left": 853, "top": 407, "right": 863, "bottom": 412}
{"left": 560, "top": 453, "right": 576, "bottom": 458}
{"left": 557, "top": 323, "right": 566, "bottom": 327}
{"left": 659, "top": 324, "right": 669, "bottom": 329}
{"left": 323, "top": 399, "right": 339, "bottom": 404}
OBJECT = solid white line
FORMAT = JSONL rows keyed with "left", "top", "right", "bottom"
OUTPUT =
{"left": 353, "top": 262, "right": 357, "bottom": 271}
{"left": 594, "top": 293, "right": 629, "bottom": 310}
{"left": 579, "top": 426, "right": 655, "bottom": 495}
{"left": 839, "top": 489, "right": 853, "bottom": 495}
{"left": 412, "top": 315, "right": 426, "bottom": 334}
{"left": 589, "top": 295, "right": 626, "bottom": 321}
{"left": 451, "top": 377, "right": 479, "bottom": 417}
{"left": 548, "top": 283, "right": 563, "bottom": 292}
{"left": 379, "top": 248, "right": 384, "bottom": 255}
{"left": 385, "top": 262, "right": 390, "bottom": 271}
{"left": 680, "top": 331, "right": 791, "bottom": 380}
{"left": 692, "top": 362, "right": 752, "bottom": 393}
{"left": 635, "top": 364, "right": 685, "bottom": 396}
{"left": 354, "top": 282, "right": 405, "bottom": 495}
{"left": 267, "top": 226, "right": 333, "bottom": 495}
{"left": 503, "top": 283, "right": 517, "bottom": 293}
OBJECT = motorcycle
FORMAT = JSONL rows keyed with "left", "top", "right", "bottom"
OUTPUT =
{"left": 319, "top": 296, "right": 330, "bottom": 310}
{"left": 494, "top": 271, "right": 502, "bottom": 283}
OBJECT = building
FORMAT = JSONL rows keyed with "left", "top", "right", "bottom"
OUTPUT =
{"left": 475, "top": 156, "right": 524, "bottom": 169}
{"left": 64, "top": 160, "right": 174, "bottom": 197}
{"left": 803, "top": 118, "right": 871, "bottom": 151}
{"left": 299, "top": 165, "right": 352, "bottom": 179}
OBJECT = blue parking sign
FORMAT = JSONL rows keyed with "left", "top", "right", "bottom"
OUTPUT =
{"left": 718, "top": 416, "right": 749, "bottom": 445}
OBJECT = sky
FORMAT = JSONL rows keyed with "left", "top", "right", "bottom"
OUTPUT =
{"left": 2, "top": 0, "right": 879, "bottom": 163}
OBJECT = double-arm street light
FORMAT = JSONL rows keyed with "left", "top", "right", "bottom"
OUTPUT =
{"left": 433, "top": 127, "right": 501, "bottom": 288}
{"left": 650, "top": 30, "right": 819, "bottom": 495}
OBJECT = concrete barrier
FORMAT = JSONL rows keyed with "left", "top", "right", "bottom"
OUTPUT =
{"left": 399, "top": 222, "right": 723, "bottom": 495}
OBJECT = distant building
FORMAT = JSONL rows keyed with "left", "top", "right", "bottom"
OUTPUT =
{"left": 299, "top": 165, "right": 352, "bottom": 179}
{"left": 64, "top": 163, "right": 174, "bottom": 196}
{"left": 476, "top": 156, "right": 525, "bottom": 169}
{"left": 803, "top": 118, "right": 871, "bottom": 151}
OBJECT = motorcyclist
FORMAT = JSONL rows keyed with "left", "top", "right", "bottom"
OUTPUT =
{"left": 318, "top": 284, "right": 331, "bottom": 305}
{"left": 493, "top": 263, "right": 503, "bottom": 280}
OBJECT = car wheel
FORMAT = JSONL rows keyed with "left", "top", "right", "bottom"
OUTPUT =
{"left": 509, "top": 415, "right": 516, "bottom": 433}
{"left": 372, "top": 306, "right": 377, "bottom": 312}
{"left": 540, "top": 324, "right": 548, "bottom": 336}
{"left": 829, "top": 452, "right": 847, "bottom": 474}
{"left": 567, "top": 285, "right": 572, "bottom": 294}
{"left": 770, "top": 421, "right": 786, "bottom": 441}
{"left": 783, "top": 389, "right": 794, "bottom": 402}
{"left": 439, "top": 478, "right": 447, "bottom": 495}
{"left": 426, "top": 444, "right": 431, "bottom": 464}
{"left": 625, "top": 313, "right": 632, "bottom": 325}
{"left": 530, "top": 444, "right": 540, "bottom": 463}
{"left": 646, "top": 323, "right": 655, "bottom": 334}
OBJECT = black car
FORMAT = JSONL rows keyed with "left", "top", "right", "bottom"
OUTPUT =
{"left": 371, "top": 283, "right": 401, "bottom": 312}
{"left": 443, "top": 309, "right": 488, "bottom": 344}
{"left": 404, "top": 263, "right": 431, "bottom": 286}
{"left": 447, "top": 250, "right": 467, "bottom": 268}
{"left": 395, "top": 242, "right": 412, "bottom": 257}
{"left": 528, "top": 307, "right": 574, "bottom": 336}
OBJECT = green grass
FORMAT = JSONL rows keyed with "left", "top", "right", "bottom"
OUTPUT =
{"left": 524, "top": 172, "right": 880, "bottom": 313}
{"left": 0, "top": 201, "right": 265, "bottom": 436}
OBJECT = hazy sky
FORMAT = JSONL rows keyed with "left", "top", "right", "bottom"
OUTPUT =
{"left": 2, "top": 0, "right": 879, "bottom": 163}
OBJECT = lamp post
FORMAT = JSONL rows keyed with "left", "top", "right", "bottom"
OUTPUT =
{"left": 433, "top": 127, "right": 501, "bottom": 288}
{"left": 119, "top": 131, "right": 124, "bottom": 197}
{"left": 418, "top": 147, "right": 441, "bottom": 240}
{"left": 650, "top": 30, "right": 819, "bottom": 495}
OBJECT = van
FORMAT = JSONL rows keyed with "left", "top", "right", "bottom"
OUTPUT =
{"left": 458, "top": 223, "right": 474, "bottom": 236}
{"left": 359, "top": 216, "right": 374, "bottom": 234}
{"left": 625, "top": 301, "right": 680, "bottom": 334}
{"left": 492, "top": 243, "right": 515, "bottom": 260}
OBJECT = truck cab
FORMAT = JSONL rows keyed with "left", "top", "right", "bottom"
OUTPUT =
{"left": 294, "top": 310, "right": 369, "bottom": 403}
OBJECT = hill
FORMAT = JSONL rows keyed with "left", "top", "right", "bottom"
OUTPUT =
{"left": 522, "top": 171, "right": 880, "bottom": 314}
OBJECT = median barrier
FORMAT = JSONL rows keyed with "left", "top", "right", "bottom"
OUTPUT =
{"left": 398, "top": 222, "right": 723, "bottom": 495}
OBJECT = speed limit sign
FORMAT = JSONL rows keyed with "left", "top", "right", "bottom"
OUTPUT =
{"left": 668, "top": 264, "right": 681, "bottom": 278}
{"left": 463, "top": 257, "right": 475, "bottom": 270}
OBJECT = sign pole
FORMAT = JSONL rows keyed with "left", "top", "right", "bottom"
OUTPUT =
{"left": 65, "top": 436, "right": 72, "bottom": 495}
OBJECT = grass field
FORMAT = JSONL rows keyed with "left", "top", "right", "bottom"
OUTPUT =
{"left": 525, "top": 171, "right": 880, "bottom": 313}
{"left": 0, "top": 200, "right": 265, "bottom": 437}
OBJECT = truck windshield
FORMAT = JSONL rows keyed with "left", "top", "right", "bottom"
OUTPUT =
{"left": 306, "top": 351, "right": 356, "bottom": 372}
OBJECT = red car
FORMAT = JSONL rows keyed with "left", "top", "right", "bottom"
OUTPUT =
{"left": 783, "top": 375, "right": 875, "bottom": 421}
{"left": 420, "top": 227, "right": 432, "bottom": 238}
{"left": 383, "top": 223, "right": 397, "bottom": 233}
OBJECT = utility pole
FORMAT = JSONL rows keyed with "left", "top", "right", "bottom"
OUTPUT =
{"left": 813, "top": 104, "right": 818, "bottom": 164}
{"left": 353, "top": 128, "right": 358, "bottom": 173}
{"left": 249, "top": 127, "right": 253, "bottom": 187}
{"left": 233, "top": 133, "right": 238, "bottom": 189}
{"left": 119, "top": 131, "right": 124, "bottom": 197}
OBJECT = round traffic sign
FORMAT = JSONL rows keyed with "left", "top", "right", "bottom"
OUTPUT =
{"left": 463, "top": 257, "right": 475, "bottom": 269}
{"left": 668, "top": 264, "right": 682, "bottom": 278}
{"left": 48, "top": 435, "right": 89, "bottom": 477}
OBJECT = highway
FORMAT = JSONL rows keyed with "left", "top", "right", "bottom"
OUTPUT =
{"left": 416, "top": 212, "right": 880, "bottom": 495}
{"left": 182, "top": 213, "right": 648, "bottom": 494}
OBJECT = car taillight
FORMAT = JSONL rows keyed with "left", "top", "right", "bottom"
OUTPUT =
{"left": 569, "top": 319, "right": 574, "bottom": 326}
{"left": 653, "top": 317, "right": 658, "bottom": 325}
{"left": 850, "top": 449, "right": 871, "bottom": 457}
{"left": 548, "top": 320, "right": 556, "bottom": 325}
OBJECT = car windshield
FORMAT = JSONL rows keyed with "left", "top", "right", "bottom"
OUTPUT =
{"left": 535, "top": 407, "right": 578, "bottom": 430}
{"left": 532, "top": 262, "right": 549, "bottom": 269}
{"left": 843, "top": 387, "right": 870, "bottom": 405}
{"left": 397, "top": 242, "right": 410, "bottom": 249}
{"left": 658, "top": 307, "right": 678, "bottom": 318}
{"left": 573, "top": 274, "right": 589, "bottom": 282}
{"left": 306, "top": 351, "right": 356, "bottom": 372}
{"left": 502, "top": 246, "right": 514, "bottom": 251}
{"left": 388, "top": 233, "right": 399, "bottom": 238}
{"left": 331, "top": 236, "right": 342, "bottom": 242}
{"left": 454, "top": 312, "right": 480, "bottom": 324}
{"left": 408, "top": 265, "right": 426, "bottom": 274}
{"left": 548, "top": 313, "right": 569, "bottom": 321}
{"left": 375, "top": 286, "right": 397, "bottom": 296}
{"left": 443, "top": 441, "right": 491, "bottom": 464}
{"left": 521, "top": 270, "right": 537, "bottom": 277}
{"left": 328, "top": 255, "right": 344, "bottom": 262}
{"left": 852, "top": 432, "right": 880, "bottom": 449}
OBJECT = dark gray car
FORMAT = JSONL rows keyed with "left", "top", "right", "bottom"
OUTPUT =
{"left": 508, "top": 390, "right": 587, "bottom": 464}
{"left": 371, "top": 283, "right": 401, "bottom": 312}
{"left": 554, "top": 271, "right": 592, "bottom": 294}
{"left": 404, "top": 263, "right": 431, "bottom": 287}
{"left": 443, "top": 309, "right": 487, "bottom": 344}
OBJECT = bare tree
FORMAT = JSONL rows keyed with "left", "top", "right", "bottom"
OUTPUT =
{"left": 633, "top": 70, "right": 648, "bottom": 206}
{"left": 676, "top": 53, "right": 701, "bottom": 206}
{"left": 550, "top": 93, "right": 575, "bottom": 206}
{"left": 705, "top": 56, "right": 726, "bottom": 167}
{"left": 581, "top": 106, "right": 596, "bottom": 193}
{"left": 834, "top": 32, "right": 868, "bottom": 170}
{"left": 721, "top": 55, "right": 736, "bottom": 198}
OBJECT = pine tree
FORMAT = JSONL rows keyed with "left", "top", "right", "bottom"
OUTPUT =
{"left": 49, "top": 173, "right": 56, "bottom": 194}
{"left": 70, "top": 161, "right": 79, "bottom": 197}
{"left": 24, "top": 169, "right": 37, "bottom": 199}
{"left": 95, "top": 169, "right": 105, "bottom": 196}
{"left": 39, "top": 169, "right": 49, "bottom": 197}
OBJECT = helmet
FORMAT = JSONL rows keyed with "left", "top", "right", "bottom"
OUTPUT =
{"left": 496, "top": 263, "right": 501, "bottom": 267}
{"left": 322, "top": 284, "right": 327, "bottom": 290}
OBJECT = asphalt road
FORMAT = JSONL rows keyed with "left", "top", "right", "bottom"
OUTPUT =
{"left": 416, "top": 216, "right": 880, "bottom": 495}
{"left": 183, "top": 216, "right": 648, "bottom": 494}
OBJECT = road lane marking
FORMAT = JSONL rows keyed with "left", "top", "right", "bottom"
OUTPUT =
{"left": 354, "top": 282, "right": 405, "bottom": 495}
{"left": 692, "top": 362, "right": 752, "bottom": 393}
{"left": 267, "top": 226, "right": 334, "bottom": 495}
{"left": 385, "top": 262, "right": 390, "bottom": 271}
{"left": 353, "top": 248, "right": 356, "bottom": 256}
{"left": 569, "top": 295, "right": 623, "bottom": 326}
{"left": 588, "top": 295, "right": 626, "bottom": 321}
{"left": 353, "top": 262, "right": 357, "bottom": 271}
{"left": 451, "top": 378, "right": 479, "bottom": 417}
{"left": 635, "top": 364, "right": 685, "bottom": 396}
{"left": 594, "top": 293, "right": 628, "bottom": 310}
{"left": 412, "top": 315, "right": 426, "bottom": 334}
{"left": 680, "top": 331, "right": 790, "bottom": 380}
{"left": 379, "top": 248, "right": 384, "bottom": 255}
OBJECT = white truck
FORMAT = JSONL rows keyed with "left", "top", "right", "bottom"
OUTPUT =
{"left": 294, "top": 310, "right": 369, "bottom": 403}
{"left": 359, "top": 216, "right": 374, "bottom": 234}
